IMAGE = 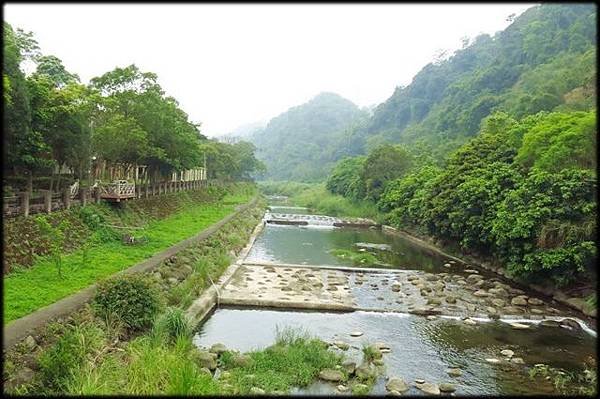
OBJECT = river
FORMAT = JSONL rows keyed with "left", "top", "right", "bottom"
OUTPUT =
{"left": 193, "top": 199, "right": 596, "bottom": 395}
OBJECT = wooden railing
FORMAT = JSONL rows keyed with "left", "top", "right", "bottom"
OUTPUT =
{"left": 2, "top": 179, "right": 214, "bottom": 218}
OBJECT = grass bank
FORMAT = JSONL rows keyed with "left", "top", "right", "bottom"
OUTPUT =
{"left": 4, "top": 183, "right": 256, "bottom": 324}
{"left": 5, "top": 202, "right": 382, "bottom": 396}
{"left": 259, "top": 181, "right": 382, "bottom": 221}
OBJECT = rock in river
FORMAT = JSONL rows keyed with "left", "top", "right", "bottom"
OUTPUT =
{"left": 210, "top": 343, "right": 228, "bottom": 355}
{"left": 447, "top": 368, "right": 462, "bottom": 377}
{"left": 466, "top": 274, "right": 483, "bottom": 284}
{"left": 334, "top": 341, "right": 349, "bottom": 350}
{"left": 355, "top": 242, "right": 392, "bottom": 251}
{"left": 539, "top": 319, "right": 561, "bottom": 328}
{"left": 417, "top": 382, "right": 441, "bottom": 395}
{"left": 527, "top": 297, "right": 544, "bottom": 306}
{"left": 342, "top": 360, "right": 356, "bottom": 375}
{"left": 500, "top": 349, "right": 514, "bottom": 358}
{"left": 386, "top": 377, "right": 409, "bottom": 393}
{"left": 356, "top": 363, "right": 376, "bottom": 379}
{"left": 409, "top": 307, "right": 442, "bottom": 316}
{"left": 319, "top": 369, "right": 344, "bottom": 382}
{"left": 439, "top": 383, "right": 456, "bottom": 393}
{"left": 511, "top": 296, "right": 529, "bottom": 306}
{"left": 350, "top": 331, "right": 364, "bottom": 337}
{"left": 559, "top": 318, "right": 582, "bottom": 331}
{"left": 193, "top": 350, "right": 218, "bottom": 370}
{"left": 509, "top": 322, "right": 530, "bottom": 330}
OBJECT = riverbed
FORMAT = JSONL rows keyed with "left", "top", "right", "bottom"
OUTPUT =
{"left": 193, "top": 202, "right": 597, "bottom": 395}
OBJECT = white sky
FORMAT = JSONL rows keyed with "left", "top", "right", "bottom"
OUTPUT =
{"left": 4, "top": 3, "right": 536, "bottom": 137}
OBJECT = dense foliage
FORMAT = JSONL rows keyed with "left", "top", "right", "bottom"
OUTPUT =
{"left": 3, "top": 22, "right": 263, "bottom": 192}
{"left": 93, "top": 274, "right": 161, "bottom": 332}
{"left": 322, "top": 4, "right": 596, "bottom": 287}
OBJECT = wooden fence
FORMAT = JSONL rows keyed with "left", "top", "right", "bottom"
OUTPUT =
{"left": 2, "top": 179, "right": 214, "bottom": 219}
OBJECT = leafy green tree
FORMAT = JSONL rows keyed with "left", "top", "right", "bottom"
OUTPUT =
{"left": 515, "top": 111, "right": 596, "bottom": 172}
{"left": 3, "top": 22, "right": 52, "bottom": 193}
{"left": 360, "top": 144, "right": 414, "bottom": 202}
{"left": 492, "top": 168, "right": 596, "bottom": 285}
{"left": 326, "top": 156, "right": 366, "bottom": 199}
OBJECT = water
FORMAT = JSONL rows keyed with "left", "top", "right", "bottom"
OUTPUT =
{"left": 195, "top": 307, "right": 596, "bottom": 395}
{"left": 246, "top": 224, "right": 449, "bottom": 271}
{"left": 194, "top": 203, "right": 597, "bottom": 395}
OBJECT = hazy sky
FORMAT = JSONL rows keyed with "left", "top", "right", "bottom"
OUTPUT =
{"left": 4, "top": 3, "right": 536, "bottom": 137}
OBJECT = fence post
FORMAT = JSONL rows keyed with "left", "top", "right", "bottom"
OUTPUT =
{"left": 62, "top": 187, "right": 71, "bottom": 210}
{"left": 79, "top": 187, "right": 88, "bottom": 207}
{"left": 40, "top": 190, "right": 52, "bottom": 213}
{"left": 19, "top": 191, "right": 30, "bottom": 217}
{"left": 93, "top": 187, "right": 102, "bottom": 203}
{"left": 144, "top": 183, "right": 149, "bottom": 198}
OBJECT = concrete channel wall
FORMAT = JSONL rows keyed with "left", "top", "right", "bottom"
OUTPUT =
{"left": 3, "top": 196, "right": 260, "bottom": 351}
{"left": 185, "top": 217, "right": 266, "bottom": 326}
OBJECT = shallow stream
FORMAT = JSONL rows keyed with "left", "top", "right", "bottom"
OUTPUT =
{"left": 194, "top": 201, "right": 597, "bottom": 395}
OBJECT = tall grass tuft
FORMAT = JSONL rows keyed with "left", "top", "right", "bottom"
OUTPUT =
{"left": 152, "top": 307, "right": 193, "bottom": 345}
{"left": 38, "top": 323, "right": 106, "bottom": 392}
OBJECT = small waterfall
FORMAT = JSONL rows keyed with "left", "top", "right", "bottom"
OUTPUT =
{"left": 267, "top": 213, "right": 341, "bottom": 226}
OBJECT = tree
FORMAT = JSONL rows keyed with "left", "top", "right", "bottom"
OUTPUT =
{"left": 3, "top": 22, "right": 51, "bottom": 193}
{"left": 360, "top": 144, "right": 413, "bottom": 202}
{"left": 326, "top": 156, "right": 365, "bottom": 200}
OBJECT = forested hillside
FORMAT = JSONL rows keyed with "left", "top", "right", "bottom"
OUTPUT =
{"left": 249, "top": 92, "right": 368, "bottom": 181}
{"left": 361, "top": 3, "right": 596, "bottom": 156}
{"left": 321, "top": 3, "right": 597, "bottom": 290}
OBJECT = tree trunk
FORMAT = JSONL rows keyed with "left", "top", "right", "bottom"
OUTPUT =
{"left": 56, "top": 171, "right": 62, "bottom": 192}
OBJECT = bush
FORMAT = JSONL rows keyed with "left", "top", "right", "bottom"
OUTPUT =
{"left": 38, "top": 323, "right": 105, "bottom": 391}
{"left": 93, "top": 274, "right": 161, "bottom": 332}
{"left": 152, "top": 307, "right": 193, "bottom": 345}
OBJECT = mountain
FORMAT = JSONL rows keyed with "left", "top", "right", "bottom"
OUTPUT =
{"left": 219, "top": 121, "right": 266, "bottom": 143}
{"left": 355, "top": 3, "right": 596, "bottom": 157}
{"left": 250, "top": 92, "right": 368, "bottom": 181}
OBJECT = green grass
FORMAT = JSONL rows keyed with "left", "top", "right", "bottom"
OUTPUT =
{"left": 65, "top": 335, "right": 221, "bottom": 395}
{"left": 219, "top": 327, "right": 344, "bottom": 394}
{"left": 4, "top": 191, "right": 254, "bottom": 324}
{"left": 329, "top": 248, "right": 384, "bottom": 267}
